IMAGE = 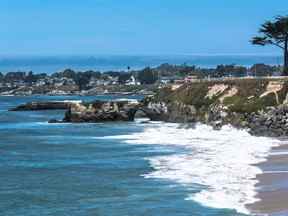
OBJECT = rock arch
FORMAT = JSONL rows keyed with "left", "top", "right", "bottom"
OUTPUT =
{"left": 127, "top": 107, "right": 165, "bottom": 121}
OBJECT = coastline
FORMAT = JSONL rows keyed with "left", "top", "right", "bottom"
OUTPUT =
{"left": 4, "top": 79, "right": 288, "bottom": 216}
{"left": 248, "top": 142, "right": 288, "bottom": 216}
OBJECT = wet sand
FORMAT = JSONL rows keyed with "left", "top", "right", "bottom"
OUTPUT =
{"left": 248, "top": 144, "right": 288, "bottom": 216}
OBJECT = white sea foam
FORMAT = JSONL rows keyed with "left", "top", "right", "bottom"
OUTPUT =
{"left": 102, "top": 122, "right": 282, "bottom": 215}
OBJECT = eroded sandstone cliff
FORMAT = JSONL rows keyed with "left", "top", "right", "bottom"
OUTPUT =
{"left": 148, "top": 78, "right": 288, "bottom": 136}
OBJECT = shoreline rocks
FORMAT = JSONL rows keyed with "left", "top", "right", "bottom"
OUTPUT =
{"left": 247, "top": 106, "right": 288, "bottom": 137}
{"left": 145, "top": 100, "right": 288, "bottom": 137}
{"left": 62, "top": 100, "right": 136, "bottom": 123}
{"left": 8, "top": 99, "right": 164, "bottom": 123}
{"left": 146, "top": 79, "right": 288, "bottom": 137}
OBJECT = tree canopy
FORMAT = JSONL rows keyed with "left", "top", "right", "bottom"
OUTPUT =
{"left": 251, "top": 15, "right": 288, "bottom": 75}
{"left": 137, "top": 67, "right": 158, "bottom": 84}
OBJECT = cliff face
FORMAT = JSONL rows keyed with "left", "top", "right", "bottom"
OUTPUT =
{"left": 149, "top": 78, "right": 288, "bottom": 136}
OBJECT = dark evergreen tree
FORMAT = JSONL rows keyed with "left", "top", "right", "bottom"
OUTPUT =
{"left": 137, "top": 67, "right": 157, "bottom": 84}
{"left": 251, "top": 16, "right": 288, "bottom": 75}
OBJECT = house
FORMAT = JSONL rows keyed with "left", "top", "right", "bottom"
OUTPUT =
{"left": 184, "top": 76, "right": 198, "bottom": 83}
{"left": 35, "top": 79, "right": 48, "bottom": 87}
{"left": 88, "top": 77, "right": 99, "bottom": 87}
{"left": 160, "top": 76, "right": 178, "bottom": 84}
{"left": 125, "top": 75, "right": 140, "bottom": 85}
{"left": 53, "top": 77, "right": 76, "bottom": 87}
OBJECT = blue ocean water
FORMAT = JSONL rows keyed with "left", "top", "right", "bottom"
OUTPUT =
{"left": 0, "top": 55, "right": 283, "bottom": 73}
{"left": 0, "top": 96, "right": 280, "bottom": 216}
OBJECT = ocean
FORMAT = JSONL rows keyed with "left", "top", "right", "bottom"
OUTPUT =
{"left": 0, "top": 55, "right": 283, "bottom": 73}
{"left": 0, "top": 95, "right": 284, "bottom": 216}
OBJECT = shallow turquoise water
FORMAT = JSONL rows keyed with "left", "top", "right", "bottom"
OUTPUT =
{"left": 0, "top": 96, "right": 247, "bottom": 216}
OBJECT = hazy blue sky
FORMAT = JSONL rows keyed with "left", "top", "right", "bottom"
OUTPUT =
{"left": 0, "top": 0, "right": 287, "bottom": 56}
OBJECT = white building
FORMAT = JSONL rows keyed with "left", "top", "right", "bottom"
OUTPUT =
{"left": 125, "top": 75, "right": 140, "bottom": 85}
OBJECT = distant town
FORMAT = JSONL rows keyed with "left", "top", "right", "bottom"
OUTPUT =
{"left": 0, "top": 63, "right": 283, "bottom": 96}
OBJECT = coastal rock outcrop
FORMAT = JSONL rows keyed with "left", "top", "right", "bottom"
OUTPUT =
{"left": 9, "top": 101, "right": 75, "bottom": 111}
{"left": 52, "top": 100, "right": 162, "bottom": 123}
{"left": 62, "top": 100, "right": 138, "bottom": 122}
{"left": 9, "top": 99, "right": 163, "bottom": 123}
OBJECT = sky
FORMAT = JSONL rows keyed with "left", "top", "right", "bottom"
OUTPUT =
{"left": 0, "top": 0, "right": 287, "bottom": 56}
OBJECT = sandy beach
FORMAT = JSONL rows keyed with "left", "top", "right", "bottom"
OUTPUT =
{"left": 249, "top": 143, "right": 288, "bottom": 216}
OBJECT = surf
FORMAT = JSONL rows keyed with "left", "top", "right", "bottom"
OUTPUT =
{"left": 103, "top": 122, "right": 282, "bottom": 215}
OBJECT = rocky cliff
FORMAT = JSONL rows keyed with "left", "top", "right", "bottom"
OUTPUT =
{"left": 148, "top": 78, "right": 288, "bottom": 137}
{"left": 9, "top": 99, "right": 164, "bottom": 123}
{"left": 59, "top": 99, "right": 168, "bottom": 123}
{"left": 61, "top": 100, "right": 139, "bottom": 122}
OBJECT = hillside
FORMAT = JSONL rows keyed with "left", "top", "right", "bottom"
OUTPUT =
{"left": 150, "top": 78, "right": 288, "bottom": 136}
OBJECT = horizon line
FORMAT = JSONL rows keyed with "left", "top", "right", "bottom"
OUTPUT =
{"left": 0, "top": 53, "right": 283, "bottom": 58}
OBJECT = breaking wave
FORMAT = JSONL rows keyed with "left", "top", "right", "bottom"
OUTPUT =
{"left": 102, "top": 122, "right": 282, "bottom": 214}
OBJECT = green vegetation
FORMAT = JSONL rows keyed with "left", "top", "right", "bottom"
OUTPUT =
{"left": 137, "top": 67, "right": 158, "bottom": 84}
{"left": 223, "top": 94, "right": 277, "bottom": 113}
{"left": 156, "top": 78, "right": 288, "bottom": 114}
